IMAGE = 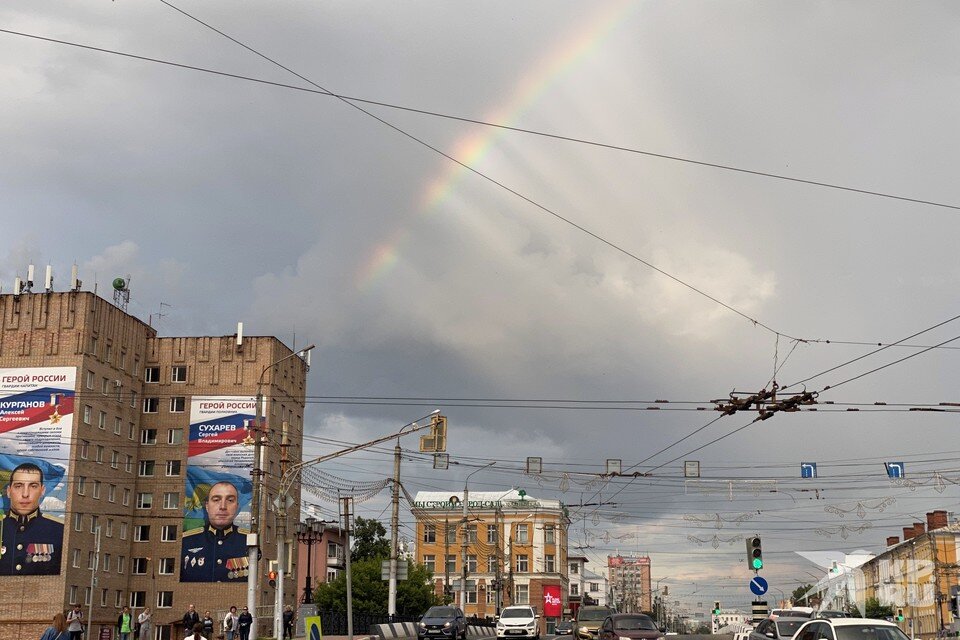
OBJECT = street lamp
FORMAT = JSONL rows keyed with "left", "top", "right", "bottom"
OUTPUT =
{"left": 461, "top": 463, "right": 496, "bottom": 614}
{"left": 296, "top": 517, "right": 327, "bottom": 604}
{"left": 247, "top": 344, "right": 315, "bottom": 634}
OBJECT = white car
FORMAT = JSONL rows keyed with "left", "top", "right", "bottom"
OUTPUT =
{"left": 793, "top": 617, "right": 913, "bottom": 640}
{"left": 497, "top": 606, "right": 540, "bottom": 640}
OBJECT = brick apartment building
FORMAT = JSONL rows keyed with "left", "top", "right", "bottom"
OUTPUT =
{"left": 0, "top": 288, "right": 308, "bottom": 640}
{"left": 608, "top": 555, "right": 652, "bottom": 613}
{"left": 412, "top": 489, "right": 569, "bottom": 632}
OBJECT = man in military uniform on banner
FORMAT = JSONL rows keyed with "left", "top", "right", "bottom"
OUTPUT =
{"left": 181, "top": 480, "right": 249, "bottom": 582}
{"left": 0, "top": 462, "right": 64, "bottom": 575}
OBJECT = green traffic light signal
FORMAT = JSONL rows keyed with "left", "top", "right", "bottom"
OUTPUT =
{"left": 752, "top": 557, "right": 763, "bottom": 570}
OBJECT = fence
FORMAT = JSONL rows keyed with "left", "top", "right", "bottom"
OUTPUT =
{"left": 317, "top": 611, "right": 419, "bottom": 635}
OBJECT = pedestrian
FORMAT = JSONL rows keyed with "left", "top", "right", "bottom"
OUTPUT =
{"left": 237, "top": 606, "right": 253, "bottom": 640}
{"left": 185, "top": 623, "right": 205, "bottom": 640}
{"left": 223, "top": 606, "right": 239, "bottom": 640}
{"left": 40, "top": 613, "right": 68, "bottom": 640}
{"left": 117, "top": 606, "right": 134, "bottom": 640}
{"left": 138, "top": 607, "right": 153, "bottom": 640}
{"left": 66, "top": 605, "right": 84, "bottom": 640}
{"left": 183, "top": 605, "right": 201, "bottom": 639}
{"left": 202, "top": 611, "right": 215, "bottom": 639}
{"left": 282, "top": 605, "right": 295, "bottom": 640}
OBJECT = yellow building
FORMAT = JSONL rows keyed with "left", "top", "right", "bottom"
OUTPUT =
{"left": 412, "top": 489, "right": 569, "bottom": 628}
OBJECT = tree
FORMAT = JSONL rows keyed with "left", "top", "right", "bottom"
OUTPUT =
{"left": 863, "top": 597, "right": 893, "bottom": 619}
{"left": 792, "top": 584, "right": 815, "bottom": 605}
{"left": 315, "top": 558, "right": 441, "bottom": 615}
{"left": 352, "top": 517, "right": 390, "bottom": 561}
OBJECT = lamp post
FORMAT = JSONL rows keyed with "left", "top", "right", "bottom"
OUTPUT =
{"left": 461, "top": 463, "right": 496, "bottom": 614}
{"left": 296, "top": 517, "right": 326, "bottom": 604}
{"left": 247, "top": 344, "right": 315, "bottom": 635}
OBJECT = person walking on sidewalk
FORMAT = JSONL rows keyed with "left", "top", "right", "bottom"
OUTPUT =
{"left": 66, "top": 605, "right": 84, "bottom": 640}
{"left": 223, "top": 606, "right": 238, "bottom": 640}
{"left": 138, "top": 608, "right": 153, "bottom": 640}
{"left": 202, "top": 611, "right": 215, "bottom": 639}
{"left": 236, "top": 606, "right": 253, "bottom": 640}
{"left": 183, "top": 605, "right": 200, "bottom": 639}
{"left": 117, "top": 606, "right": 134, "bottom": 640}
{"left": 282, "top": 605, "right": 295, "bottom": 640}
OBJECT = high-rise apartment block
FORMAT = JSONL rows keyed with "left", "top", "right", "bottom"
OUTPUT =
{"left": 0, "top": 289, "right": 308, "bottom": 640}
{"left": 608, "top": 555, "right": 652, "bottom": 613}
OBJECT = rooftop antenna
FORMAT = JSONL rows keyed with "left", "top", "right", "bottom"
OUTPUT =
{"left": 236, "top": 321, "right": 244, "bottom": 349}
{"left": 150, "top": 301, "right": 171, "bottom": 326}
{"left": 112, "top": 275, "right": 131, "bottom": 312}
{"left": 23, "top": 264, "right": 35, "bottom": 293}
{"left": 70, "top": 264, "right": 82, "bottom": 291}
{"left": 13, "top": 277, "right": 23, "bottom": 296}
{"left": 44, "top": 265, "right": 54, "bottom": 292}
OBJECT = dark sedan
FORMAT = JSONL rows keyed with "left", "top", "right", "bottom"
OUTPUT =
{"left": 556, "top": 622, "right": 574, "bottom": 636}
{"left": 598, "top": 614, "right": 664, "bottom": 640}
{"left": 418, "top": 606, "right": 467, "bottom": 640}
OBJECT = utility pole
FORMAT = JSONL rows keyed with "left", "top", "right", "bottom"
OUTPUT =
{"left": 388, "top": 441, "right": 402, "bottom": 618}
{"left": 86, "top": 526, "right": 101, "bottom": 640}
{"left": 495, "top": 508, "right": 503, "bottom": 616}
{"left": 275, "top": 421, "right": 290, "bottom": 640}
{"left": 342, "top": 496, "right": 354, "bottom": 640}
{"left": 507, "top": 535, "right": 514, "bottom": 608}
{"left": 444, "top": 516, "right": 451, "bottom": 602}
{"left": 461, "top": 463, "right": 495, "bottom": 614}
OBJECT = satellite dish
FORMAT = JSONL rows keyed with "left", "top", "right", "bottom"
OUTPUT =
{"left": 112, "top": 277, "right": 127, "bottom": 291}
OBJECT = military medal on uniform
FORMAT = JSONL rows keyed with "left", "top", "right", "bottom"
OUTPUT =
{"left": 27, "top": 544, "right": 52, "bottom": 562}
{"left": 226, "top": 557, "right": 248, "bottom": 579}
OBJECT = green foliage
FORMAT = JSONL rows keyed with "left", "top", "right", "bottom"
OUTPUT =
{"left": 314, "top": 558, "right": 442, "bottom": 616}
{"left": 863, "top": 597, "right": 894, "bottom": 619}
{"left": 352, "top": 517, "right": 390, "bottom": 562}
{"left": 792, "top": 584, "right": 814, "bottom": 604}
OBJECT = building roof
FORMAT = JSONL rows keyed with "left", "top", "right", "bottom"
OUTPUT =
{"left": 413, "top": 488, "right": 563, "bottom": 510}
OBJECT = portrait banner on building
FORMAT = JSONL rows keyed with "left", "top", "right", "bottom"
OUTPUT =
{"left": 181, "top": 396, "right": 255, "bottom": 583}
{"left": 0, "top": 366, "right": 75, "bottom": 576}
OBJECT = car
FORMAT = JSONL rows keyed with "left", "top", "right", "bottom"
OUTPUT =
{"left": 749, "top": 617, "right": 810, "bottom": 640}
{"left": 598, "top": 613, "right": 665, "bottom": 640}
{"left": 794, "top": 617, "right": 913, "bottom": 640}
{"left": 418, "top": 606, "right": 467, "bottom": 640}
{"left": 496, "top": 605, "right": 540, "bottom": 640}
{"left": 815, "top": 611, "right": 850, "bottom": 620}
{"left": 556, "top": 622, "right": 574, "bottom": 636}
{"left": 575, "top": 606, "right": 616, "bottom": 640}
{"left": 771, "top": 609, "right": 814, "bottom": 619}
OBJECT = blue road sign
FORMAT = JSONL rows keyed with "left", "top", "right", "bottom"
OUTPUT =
{"left": 885, "top": 462, "right": 905, "bottom": 478}
{"left": 750, "top": 576, "right": 769, "bottom": 596}
{"left": 801, "top": 463, "right": 817, "bottom": 479}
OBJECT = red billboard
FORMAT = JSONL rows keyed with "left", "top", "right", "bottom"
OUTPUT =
{"left": 543, "top": 584, "right": 562, "bottom": 617}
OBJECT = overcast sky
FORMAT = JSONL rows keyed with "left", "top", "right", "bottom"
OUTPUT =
{"left": 3, "top": 1, "right": 960, "bottom": 611}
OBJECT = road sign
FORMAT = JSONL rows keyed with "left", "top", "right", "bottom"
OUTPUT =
{"left": 381, "top": 560, "right": 408, "bottom": 580}
{"left": 750, "top": 576, "right": 769, "bottom": 596}
{"left": 885, "top": 462, "right": 905, "bottom": 478}
{"left": 801, "top": 463, "right": 817, "bottom": 478}
{"left": 751, "top": 601, "right": 769, "bottom": 624}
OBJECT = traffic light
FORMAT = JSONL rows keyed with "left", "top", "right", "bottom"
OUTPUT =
{"left": 713, "top": 602, "right": 721, "bottom": 616}
{"left": 896, "top": 608, "right": 904, "bottom": 622}
{"left": 268, "top": 570, "right": 278, "bottom": 588}
{"left": 746, "top": 536, "right": 763, "bottom": 571}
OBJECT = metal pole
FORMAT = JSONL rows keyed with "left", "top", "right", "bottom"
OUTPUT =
{"left": 87, "top": 526, "right": 100, "bottom": 640}
{"left": 275, "top": 421, "right": 290, "bottom": 640}
{"left": 343, "top": 497, "right": 354, "bottom": 640}
{"left": 460, "top": 463, "right": 495, "bottom": 615}
{"left": 303, "top": 526, "right": 314, "bottom": 604}
{"left": 444, "top": 516, "right": 451, "bottom": 602}
{"left": 388, "top": 442, "right": 401, "bottom": 617}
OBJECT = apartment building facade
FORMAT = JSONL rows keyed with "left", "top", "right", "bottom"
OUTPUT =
{"left": 0, "top": 290, "right": 308, "bottom": 640}
{"left": 608, "top": 555, "right": 652, "bottom": 613}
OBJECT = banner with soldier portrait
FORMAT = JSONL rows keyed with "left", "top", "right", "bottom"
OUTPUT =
{"left": 0, "top": 367, "right": 74, "bottom": 576}
{"left": 181, "top": 396, "right": 255, "bottom": 582}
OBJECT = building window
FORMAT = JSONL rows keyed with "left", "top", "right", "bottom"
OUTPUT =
{"left": 327, "top": 570, "right": 337, "bottom": 582}
{"left": 167, "top": 428, "right": 183, "bottom": 445}
{"left": 570, "top": 583, "right": 579, "bottom": 596}
{"left": 466, "top": 555, "right": 477, "bottom": 572}
{"left": 514, "top": 584, "right": 529, "bottom": 604}
{"left": 133, "top": 357, "right": 140, "bottom": 376}
{"left": 83, "top": 405, "right": 92, "bottom": 424}
{"left": 544, "top": 525, "right": 555, "bottom": 544}
{"left": 88, "top": 517, "right": 98, "bottom": 536}
{"left": 102, "top": 377, "right": 110, "bottom": 395}
{"left": 142, "top": 398, "right": 159, "bottom": 414}
{"left": 486, "top": 590, "right": 497, "bottom": 605}
{"left": 87, "top": 551, "right": 95, "bottom": 569}
{"left": 114, "top": 417, "right": 122, "bottom": 435}
{"left": 72, "top": 549, "right": 81, "bottom": 568}
{"left": 136, "top": 493, "right": 153, "bottom": 509}
{"left": 130, "top": 592, "right": 145, "bottom": 608}
{"left": 79, "top": 440, "right": 89, "bottom": 459}
{"left": 161, "top": 524, "right": 178, "bottom": 542}
{"left": 140, "top": 429, "right": 157, "bottom": 445}
{"left": 92, "top": 480, "right": 101, "bottom": 499}
{"left": 103, "top": 554, "right": 111, "bottom": 572}
{"left": 516, "top": 524, "right": 529, "bottom": 543}
{"left": 465, "top": 524, "right": 477, "bottom": 543}
{"left": 166, "top": 460, "right": 181, "bottom": 476}
{"left": 157, "top": 591, "right": 173, "bottom": 608}
{"left": 69, "top": 585, "right": 78, "bottom": 605}
{"left": 145, "top": 367, "right": 160, "bottom": 383}
{"left": 128, "top": 422, "right": 136, "bottom": 440}
{"left": 118, "top": 556, "right": 127, "bottom": 574}
{"left": 119, "top": 349, "right": 126, "bottom": 370}
{"left": 163, "top": 492, "right": 179, "bottom": 510}
{"left": 423, "top": 524, "right": 436, "bottom": 543}
{"left": 487, "top": 524, "right": 498, "bottom": 544}
{"left": 115, "top": 591, "right": 124, "bottom": 608}
{"left": 106, "top": 519, "right": 114, "bottom": 537}
{"left": 89, "top": 335, "right": 98, "bottom": 356}
{"left": 110, "top": 451, "right": 119, "bottom": 469}
{"left": 95, "top": 445, "right": 104, "bottom": 463}
{"left": 107, "top": 484, "right": 116, "bottom": 503}
{"left": 105, "top": 344, "right": 112, "bottom": 364}
{"left": 132, "top": 558, "right": 148, "bottom": 574}
{"left": 517, "top": 555, "right": 528, "bottom": 572}
{"left": 171, "top": 366, "right": 187, "bottom": 382}
{"left": 85, "top": 370, "right": 95, "bottom": 389}
{"left": 446, "top": 526, "right": 456, "bottom": 544}
{"left": 122, "top": 488, "right": 131, "bottom": 506}
{"left": 589, "top": 582, "right": 599, "bottom": 592}
{"left": 84, "top": 587, "right": 92, "bottom": 606}
{"left": 98, "top": 411, "right": 106, "bottom": 430}
{"left": 130, "top": 391, "right": 137, "bottom": 409}
{"left": 74, "top": 513, "right": 82, "bottom": 531}
{"left": 169, "top": 397, "right": 185, "bottom": 413}
{"left": 77, "top": 476, "right": 86, "bottom": 495}
{"left": 125, "top": 454, "right": 133, "bottom": 473}
{"left": 423, "top": 555, "right": 435, "bottom": 572}
{"left": 138, "top": 460, "right": 155, "bottom": 477}
{"left": 464, "top": 583, "right": 478, "bottom": 604}
{"left": 545, "top": 554, "right": 555, "bottom": 573}
{"left": 159, "top": 558, "right": 175, "bottom": 575}
{"left": 120, "top": 523, "right": 128, "bottom": 540}
{"left": 134, "top": 525, "right": 150, "bottom": 542}
{"left": 446, "top": 555, "right": 456, "bottom": 574}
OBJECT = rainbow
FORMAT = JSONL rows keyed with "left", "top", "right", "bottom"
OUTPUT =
{"left": 354, "top": 0, "right": 635, "bottom": 290}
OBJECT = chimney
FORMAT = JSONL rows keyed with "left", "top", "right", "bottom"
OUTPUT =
{"left": 886, "top": 536, "right": 900, "bottom": 547}
{"left": 914, "top": 522, "right": 926, "bottom": 536}
{"left": 903, "top": 527, "right": 915, "bottom": 540}
{"left": 927, "top": 511, "right": 949, "bottom": 531}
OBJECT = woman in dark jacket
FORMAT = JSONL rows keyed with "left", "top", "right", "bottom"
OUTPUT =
{"left": 237, "top": 607, "right": 253, "bottom": 640}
